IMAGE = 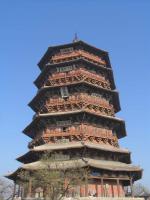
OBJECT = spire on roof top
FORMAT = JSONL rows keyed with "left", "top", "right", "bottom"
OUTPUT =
{"left": 73, "top": 33, "right": 79, "bottom": 43}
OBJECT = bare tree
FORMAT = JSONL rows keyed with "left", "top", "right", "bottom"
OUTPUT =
{"left": 0, "top": 178, "right": 14, "bottom": 200}
{"left": 132, "top": 183, "right": 150, "bottom": 196}
{"left": 18, "top": 152, "right": 89, "bottom": 200}
{"left": 124, "top": 183, "right": 150, "bottom": 197}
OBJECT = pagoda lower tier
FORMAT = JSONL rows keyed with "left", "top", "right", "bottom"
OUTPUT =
{"left": 7, "top": 142, "right": 142, "bottom": 198}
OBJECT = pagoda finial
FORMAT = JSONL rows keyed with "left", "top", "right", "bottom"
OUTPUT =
{"left": 73, "top": 33, "right": 79, "bottom": 43}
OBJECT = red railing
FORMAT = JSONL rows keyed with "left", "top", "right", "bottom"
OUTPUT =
{"left": 43, "top": 125, "right": 116, "bottom": 140}
{"left": 39, "top": 93, "right": 114, "bottom": 116}
{"left": 51, "top": 50, "right": 106, "bottom": 66}
{"left": 45, "top": 93, "right": 112, "bottom": 109}
{"left": 28, "top": 125, "right": 118, "bottom": 148}
{"left": 44, "top": 68, "right": 110, "bottom": 89}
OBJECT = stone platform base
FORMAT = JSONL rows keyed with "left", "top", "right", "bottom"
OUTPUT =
{"left": 64, "top": 198, "right": 144, "bottom": 200}
{"left": 21, "top": 197, "right": 144, "bottom": 200}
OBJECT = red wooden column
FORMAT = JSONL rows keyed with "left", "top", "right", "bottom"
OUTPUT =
{"left": 117, "top": 179, "right": 120, "bottom": 197}
{"left": 80, "top": 185, "right": 85, "bottom": 197}
{"left": 85, "top": 169, "right": 88, "bottom": 197}
{"left": 96, "top": 181, "right": 99, "bottom": 197}
{"left": 101, "top": 178, "right": 104, "bottom": 197}
{"left": 111, "top": 183, "right": 114, "bottom": 197}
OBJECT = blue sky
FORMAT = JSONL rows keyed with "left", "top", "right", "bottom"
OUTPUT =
{"left": 0, "top": 0, "right": 150, "bottom": 187}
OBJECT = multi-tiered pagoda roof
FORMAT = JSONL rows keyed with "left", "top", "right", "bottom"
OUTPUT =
{"left": 6, "top": 40, "right": 142, "bottom": 198}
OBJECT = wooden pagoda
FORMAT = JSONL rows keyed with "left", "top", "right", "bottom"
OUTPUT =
{"left": 7, "top": 40, "right": 142, "bottom": 198}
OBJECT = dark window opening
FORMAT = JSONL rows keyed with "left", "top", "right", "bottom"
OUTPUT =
{"left": 62, "top": 127, "right": 67, "bottom": 132}
{"left": 60, "top": 86, "right": 69, "bottom": 98}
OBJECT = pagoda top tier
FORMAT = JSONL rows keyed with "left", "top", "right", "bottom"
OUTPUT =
{"left": 38, "top": 40, "right": 111, "bottom": 70}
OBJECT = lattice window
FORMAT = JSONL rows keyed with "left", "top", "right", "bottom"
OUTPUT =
{"left": 52, "top": 152, "right": 70, "bottom": 160}
{"left": 56, "top": 64, "right": 76, "bottom": 73}
{"left": 56, "top": 120, "right": 71, "bottom": 126}
{"left": 60, "top": 86, "right": 69, "bottom": 98}
{"left": 60, "top": 47, "right": 74, "bottom": 54}
{"left": 91, "top": 93, "right": 103, "bottom": 98}
{"left": 55, "top": 138, "right": 70, "bottom": 143}
{"left": 62, "top": 127, "right": 68, "bottom": 132}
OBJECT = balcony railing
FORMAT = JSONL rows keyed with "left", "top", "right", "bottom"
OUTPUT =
{"left": 44, "top": 68, "right": 111, "bottom": 89}
{"left": 42, "top": 125, "right": 118, "bottom": 146}
{"left": 40, "top": 93, "right": 114, "bottom": 117}
{"left": 51, "top": 50, "right": 106, "bottom": 66}
{"left": 43, "top": 127, "right": 115, "bottom": 139}
{"left": 28, "top": 124, "right": 118, "bottom": 148}
{"left": 46, "top": 93, "right": 112, "bottom": 108}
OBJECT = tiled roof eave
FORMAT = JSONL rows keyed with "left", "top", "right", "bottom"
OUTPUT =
{"left": 6, "top": 158, "right": 142, "bottom": 181}
{"left": 16, "top": 141, "right": 130, "bottom": 163}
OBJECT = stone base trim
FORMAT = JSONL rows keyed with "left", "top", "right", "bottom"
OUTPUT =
{"left": 64, "top": 198, "right": 144, "bottom": 200}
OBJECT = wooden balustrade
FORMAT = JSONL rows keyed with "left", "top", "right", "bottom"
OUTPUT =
{"left": 40, "top": 93, "right": 114, "bottom": 116}
{"left": 41, "top": 125, "right": 118, "bottom": 145}
{"left": 43, "top": 126, "right": 114, "bottom": 139}
{"left": 51, "top": 68, "right": 105, "bottom": 81}
{"left": 28, "top": 124, "right": 118, "bottom": 148}
{"left": 51, "top": 50, "right": 106, "bottom": 66}
{"left": 44, "top": 68, "right": 110, "bottom": 89}
{"left": 46, "top": 93, "right": 111, "bottom": 108}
